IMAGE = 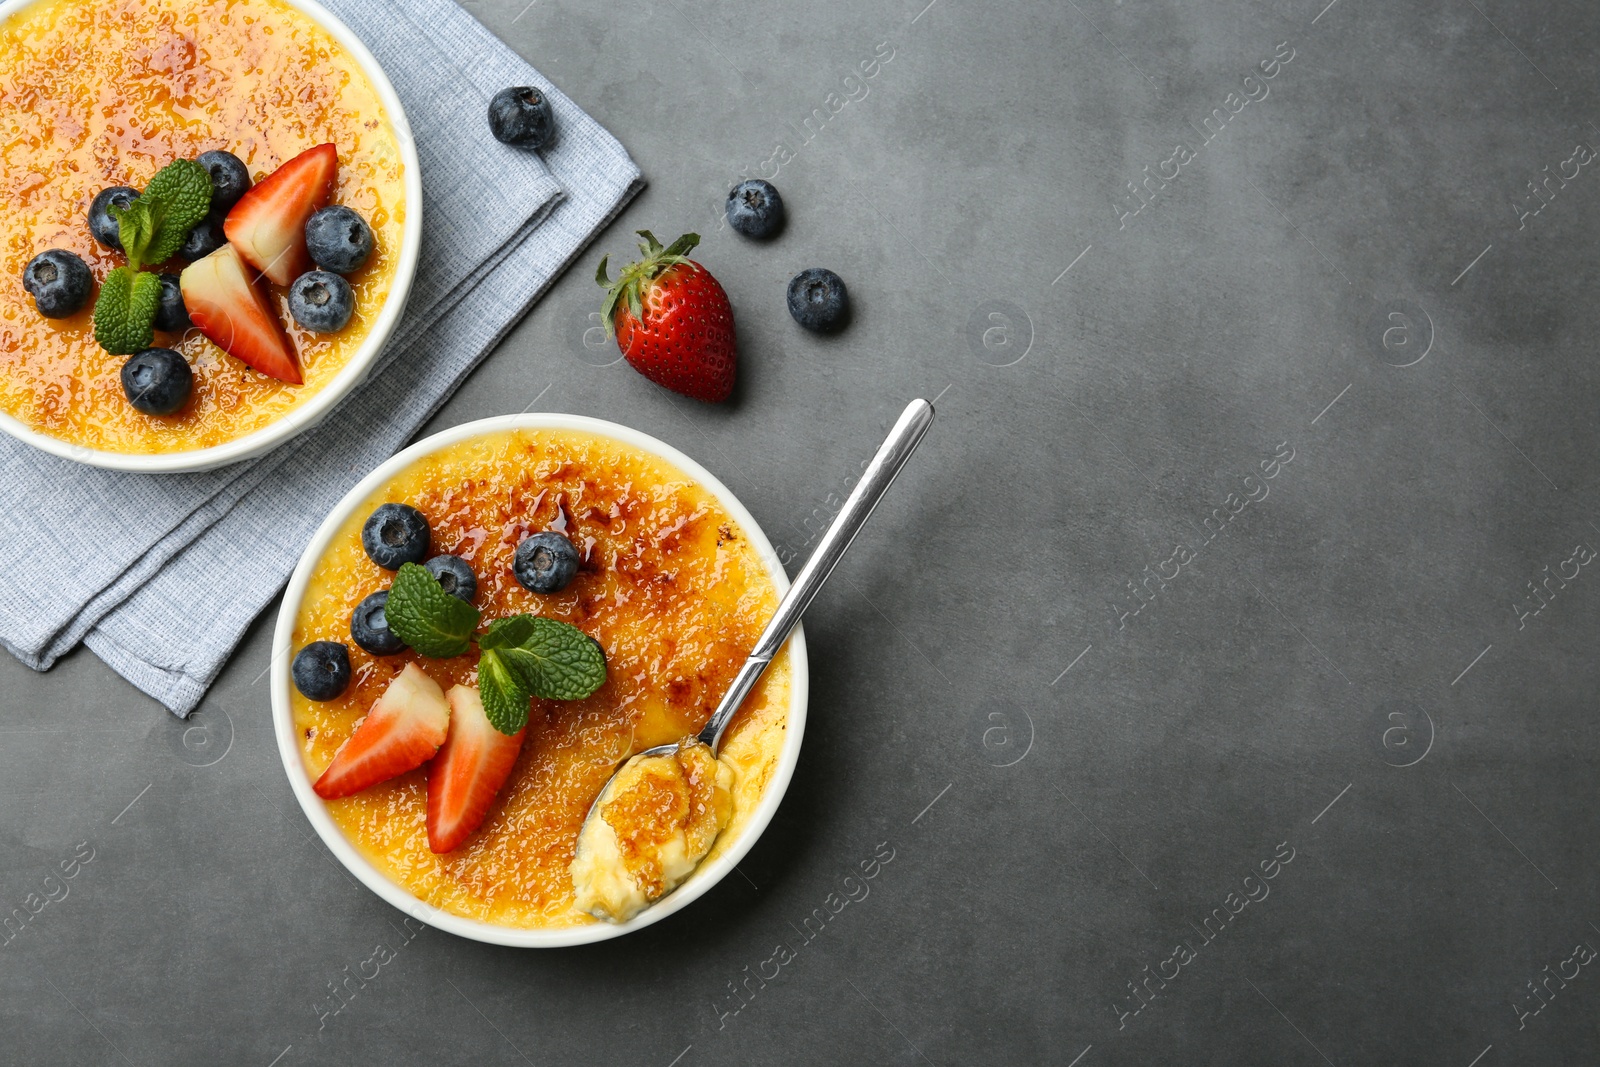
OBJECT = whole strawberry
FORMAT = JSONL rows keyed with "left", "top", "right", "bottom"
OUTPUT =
{"left": 597, "top": 231, "right": 736, "bottom": 403}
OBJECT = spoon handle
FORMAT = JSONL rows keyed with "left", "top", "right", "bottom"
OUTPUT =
{"left": 699, "top": 398, "right": 936, "bottom": 751}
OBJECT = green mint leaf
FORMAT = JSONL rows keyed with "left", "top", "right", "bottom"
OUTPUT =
{"left": 140, "top": 158, "right": 213, "bottom": 264}
{"left": 478, "top": 615, "right": 537, "bottom": 651}
{"left": 92, "top": 267, "right": 160, "bottom": 355}
{"left": 497, "top": 615, "right": 607, "bottom": 701}
{"left": 109, "top": 200, "right": 157, "bottom": 272}
{"left": 477, "top": 648, "right": 531, "bottom": 734}
{"left": 384, "top": 562, "right": 480, "bottom": 658}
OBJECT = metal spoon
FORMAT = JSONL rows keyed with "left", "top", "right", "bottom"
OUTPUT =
{"left": 577, "top": 397, "right": 935, "bottom": 841}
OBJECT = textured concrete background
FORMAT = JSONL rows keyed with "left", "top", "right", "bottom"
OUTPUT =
{"left": 5, "top": 0, "right": 1600, "bottom": 1063}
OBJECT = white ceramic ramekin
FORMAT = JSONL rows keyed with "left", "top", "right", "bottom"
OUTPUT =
{"left": 0, "top": 0, "right": 423, "bottom": 472}
{"left": 270, "top": 413, "right": 809, "bottom": 946}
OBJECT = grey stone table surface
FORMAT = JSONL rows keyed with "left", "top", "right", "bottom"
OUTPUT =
{"left": 6, "top": 0, "right": 1600, "bottom": 1063}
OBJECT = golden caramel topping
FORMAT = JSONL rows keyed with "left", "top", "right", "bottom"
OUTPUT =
{"left": 0, "top": 0, "right": 406, "bottom": 453}
{"left": 292, "top": 430, "right": 790, "bottom": 928}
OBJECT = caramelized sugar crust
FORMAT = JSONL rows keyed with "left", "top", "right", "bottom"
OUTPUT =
{"left": 292, "top": 430, "right": 791, "bottom": 928}
{"left": 0, "top": 0, "right": 406, "bottom": 453}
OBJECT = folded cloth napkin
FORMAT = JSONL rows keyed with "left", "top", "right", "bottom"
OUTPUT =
{"left": 0, "top": 0, "right": 643, "bottom": 715}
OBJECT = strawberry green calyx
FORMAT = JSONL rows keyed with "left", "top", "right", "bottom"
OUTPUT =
{"left": 594, "top": 230, "right": 700, "bottom": 336}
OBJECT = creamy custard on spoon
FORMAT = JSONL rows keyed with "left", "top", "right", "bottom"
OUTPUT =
{"left": 571, "top": 741, "right": 733, "bottom": 921}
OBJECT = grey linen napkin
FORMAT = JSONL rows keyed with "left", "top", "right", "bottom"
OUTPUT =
{"left": 0, "top": 0, "right": 643, "bottom": 714}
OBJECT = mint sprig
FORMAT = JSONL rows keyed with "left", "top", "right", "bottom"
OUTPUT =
{"left": 479, "top": 615, "right": 538, "bottom": 650}
{"left": 92, "top": 267, "right": 163, "bottom": 355}
{"left": 137, "top": 158, "right": 212, "bottom": 265}
{"left": 495, "top": 618, "right": 607, "bottom": 701}
{"left": 385, "top": 562, "right": 480, "bottom": 657}
{"left": 384, "top": 564, "right": 608, "bottom": 734}
{"left": 476, "top": 648, "right": 529, "bottom": 734}
{"left": 108, "top": 158, "right": 213, "bottom": 272}
{"left": 92, "top": 159, "right": 214, "bottom": 354}
{"left": 109, "top": 201, "right": 157, "bottom": 271}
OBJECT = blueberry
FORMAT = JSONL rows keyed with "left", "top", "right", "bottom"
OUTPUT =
{"left": 361, "top": 503, "right": 430, "bottom": 570}
{"left": 350, "top": 591, "right": 406, "bottom": 656}
{"left": 153, "top": 272, "right": 190, "bottom": 332}
{"left": 726, "top": 179, "right": 785, "bottom": 239}
{"left": 423, "top": 554, "right": 478, "bottom": 603}
{"left": 513, "top": 531, "right": 580, "bottom": 593}
{"left": 120, "top": 348, "right": 192, "bottom": 416}
{"left": 196, "top": 150, "right": 251, "bottom": 213}
{"left": 180, "top": 215, "right": 227, "bottom": 261}
{"left": 292, "top": 641, "right": 352, "bottom": 701}
{"left": 488, "top": 86, "right": 554, "bottom": 148}
{"left": 22, "top": 250, "right": 93, "bottom": 318}
{"left": 288, "top": 270, "right": 354, "bottom": 333}
{"left": 88, "top": 186, "right": 139, "bottom": 251}
{"left": 305, "top": 206, "right": 373, "bottom": 275}
{"left": 786, "top": 267, "right": 850, "bottom": 333}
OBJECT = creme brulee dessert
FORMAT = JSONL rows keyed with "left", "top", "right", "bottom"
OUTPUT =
{"left": 289, "top": 428, "right": 791, "bottom": 929}
{"left": 0, "top": 0, "right": 407, "bottom": 453}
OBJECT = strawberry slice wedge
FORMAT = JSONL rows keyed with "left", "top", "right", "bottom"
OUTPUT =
{"left": 224, "top": 143, "right": 337, "bottom": 286}
{"left": 426, "top": 685, "right": 526, "bottom": 853}
{"left": 180, "top": 244, "right": 301, "bottom": 383}
{"left": 314, "top": 663, "right": 449, "bottom": 800}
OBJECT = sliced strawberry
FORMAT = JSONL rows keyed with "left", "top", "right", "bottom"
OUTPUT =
{"left": 225, "top": 143, "right": 337, "bottom": 286}
{"left": 314, "top": 663, "right": 449, "bottom": 800}
{"left": 426, "top": 685, "right": 526, "bottom": 853}
{"left": 180, "top": 244, "right": 300, "bottom": 383}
